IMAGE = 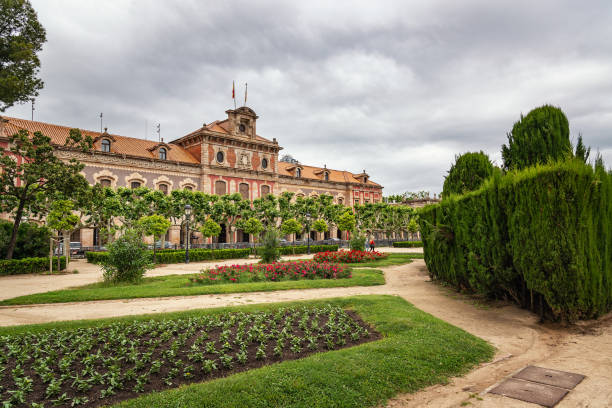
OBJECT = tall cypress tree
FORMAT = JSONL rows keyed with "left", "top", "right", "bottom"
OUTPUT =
{"left": 502, "top": 105, "right": 571, "bottom": 171}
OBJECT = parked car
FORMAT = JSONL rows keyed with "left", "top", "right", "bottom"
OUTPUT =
{"left": 148, "top": 240, "right": 174, "bottom": 250}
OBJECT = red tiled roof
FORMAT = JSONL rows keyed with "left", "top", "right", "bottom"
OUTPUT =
{"left": 0, "top": 116, "right": 200, "bottom": 164}
{"left": 277, "top": 161, "right": 381, "bottom": 187}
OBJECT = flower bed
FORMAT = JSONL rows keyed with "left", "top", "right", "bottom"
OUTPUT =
{"left": 313, "top": 250, "right": 388, "bottom": 263}
{"left": 0, "top": 305, "right": 378, "bottom": 407}
{"left": 192, "top": 261, "right": 350, "bottom": 284}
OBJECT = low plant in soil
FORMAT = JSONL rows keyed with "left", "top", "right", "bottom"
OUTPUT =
{"left": 0, "top": 305, "right": 377, "bottom": 407}
{"left": 191, "top": 261, "right": 350, "bottom": 284}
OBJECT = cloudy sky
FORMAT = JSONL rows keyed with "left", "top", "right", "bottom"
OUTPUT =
{"left": 6, "top": 0, "right": 612, "bottom": 195}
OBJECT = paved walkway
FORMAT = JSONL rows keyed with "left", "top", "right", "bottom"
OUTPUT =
{"left": 0, "top": 250, "right": 609, "bottom": 407}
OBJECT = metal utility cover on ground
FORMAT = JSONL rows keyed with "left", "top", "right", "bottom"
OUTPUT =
{"left": 512, "top": 365, "right": 585, "bottom": 390}
{"left": 489, "top": 378, "right": 569, "bottom": 407}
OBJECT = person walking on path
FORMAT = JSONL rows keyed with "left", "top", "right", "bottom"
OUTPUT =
{"left": 369, "top": 239, "right": 375, "bottom": 252}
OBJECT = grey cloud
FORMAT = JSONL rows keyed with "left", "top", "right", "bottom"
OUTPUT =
{"left": 6, "top": 0, "right": 612, "bottom": 194}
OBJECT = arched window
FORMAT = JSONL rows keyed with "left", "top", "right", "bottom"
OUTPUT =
{"left": 216, "top": 151, "right": 224, "bottom": 163}
{"left": 261, "top": 158, "right": 268, "bottom": 169}
{"left": 158, "top": 184, "right": 168, "bottom": 195}
{"left": 215, "top": 180, "right": 226, "bottom": 195}
{"left": 99, "top": 179, "right": 112, "bottom": 187}
{"left": 184, "top": 185, "right": 193, "bottom": 191}
{"left": 338, "top": 197, "right": 344, "bottom": 205}
{"left": 101, "top": 139, "right": 111, "bottom": 153}
{"left": 159, "top": 147, "right": 167, "bottom": 160}
{"left": 261, "top": 185, "right": 270, "bottom": 196}
{"left": 131, "top": 181, "right": 142, "bottom": 189}
{"left": 239, "top": 183, "right": 249, "bottom": 200}
{"left": 296, "top": 168, "right": 302, "bottom": 178}
{"left": 324, "top": 172, "right": 329, "bottom": 181}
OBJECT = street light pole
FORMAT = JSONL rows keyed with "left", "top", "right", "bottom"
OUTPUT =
{"left": 185, "top": 204, "right": 192, "bottom": 263}
{"left": 306, "top": 212, "right": 312, "bottom": 255}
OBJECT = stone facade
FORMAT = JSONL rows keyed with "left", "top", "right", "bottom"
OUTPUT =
{"left": 0, "top": 106, "right": 383, "bottom": 246}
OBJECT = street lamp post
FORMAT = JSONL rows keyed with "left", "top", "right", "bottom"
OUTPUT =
{"left": 305, "top": 212, "right": 312, "bottom": 255}
{"left": 185, "top": 204, "right": 192, "bottom": 264}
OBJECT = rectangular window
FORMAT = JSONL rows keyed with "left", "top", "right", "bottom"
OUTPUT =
{"left": 239, "top": 183, "right": 249, "bottom": 200}
{"left": 215, "top": 180, "right": 226, "bottom": 195}
{"left": 131, "top": 181, "right": 141, "bottom": 189}
{"left": 354, "top": 199, "right": 360, "bottom": 206}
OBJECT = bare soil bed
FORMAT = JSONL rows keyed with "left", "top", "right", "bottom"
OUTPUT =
{"left": 0, "top": 305, "right": 379, "bottom": 407}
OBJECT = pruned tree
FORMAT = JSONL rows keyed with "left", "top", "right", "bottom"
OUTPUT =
{"left": 0, "top": 128, "right": 91, "bottom": 259}
{"left": 137, "top": 214, "right": 171, "bottom": 263}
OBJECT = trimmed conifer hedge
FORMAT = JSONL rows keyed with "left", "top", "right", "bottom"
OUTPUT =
{"left": 419, "top": 160, "right": 612, "bottom": 321}
{"left": 86, "top": 248, "right": 250, "bottom": 265}
{"left": 392, "top": 241, "right": 423, "bottom": 248}
{"left": 0, "top": 256, "right": 67, "bottom": 276}
{"left": 255, "top": 244, "right": 339, "bottom": 256}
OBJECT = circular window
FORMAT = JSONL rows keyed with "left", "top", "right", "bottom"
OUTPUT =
{"left": 239, "top": 124, "right": 246, "bottom": 132}
{"left": 216, "top": 151, "right": 224, "bottom": 163}
{"left": 261, "top": 158, "right": 268, "bottom": 169}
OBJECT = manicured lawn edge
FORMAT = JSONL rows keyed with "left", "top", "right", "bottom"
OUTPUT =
{"left": 0, "top": 295, "right": 494, "bottom": 408}
{"left": 0, "top": 269, "right": 385, "bottom": 306}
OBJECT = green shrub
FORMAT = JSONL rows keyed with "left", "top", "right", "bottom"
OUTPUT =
{"left": 102, "top": 230, "right": 153, "bottom": 283}
{"left": 254, "top": 245, "right": 338, "bottom": 256}
{"left": 420, "top": 159, "right": 612, "bottom": 321}
{"left": 0, "top": 256, "right": 66, "bottom": 275}
{"left": 0, "top": 220, "right": 51, "bottom": 259}
{"left": 87, "top": 248, "right": 251, "bottom": 265}
{"left": 392, "top": 241, "right": 423, "bottom": 248}
{"left": 349, "top": 232, "right": 366, "bottom": 251}
{"left": 260, "top": 228, "right": 280, "bottom": 263}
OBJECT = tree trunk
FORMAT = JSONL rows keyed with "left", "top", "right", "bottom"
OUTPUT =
{"left": 5, "top": 198, "right": 26, "bottom": 260}
{"left": 49, "top": 237, "right": 54, "bottom": 273}
{"left": 153, "top": 234, "right": 157, "bottom": 264}
{"left": 63, "top": 231, "right": 70, "bottom": 271}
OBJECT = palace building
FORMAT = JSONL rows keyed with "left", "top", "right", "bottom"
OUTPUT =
{"left": 0, "top": 106, "right": 383, "bottom": 246}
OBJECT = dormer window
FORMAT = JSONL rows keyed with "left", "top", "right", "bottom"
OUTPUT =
{"left": 296, "top": 168, "right": 302, "bottom": 178}
{"left": 324, "top": 172, "right": 329, "bottom": 181}
{"left": 261, "top": 158, "right": 268, "bottom": 169}
{"left": 216, "top": 151, "right": 225, "bottom": 163}
{"left": 239, "top": 123, "right": 246, "bottom": 133}
{"left": 159, "top": 147, "right": 167, "bottom": 160}
{"left": 101, "top": 139, "right": 111, "bottom": 153}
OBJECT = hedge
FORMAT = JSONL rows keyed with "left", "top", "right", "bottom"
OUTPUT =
{"left": 419, "top": 160, "right": 612, "bottom": 321}
{"left": 255, "top": 245, "right": 339, "bottom": 256}
{"left": 392, "top": 241, "right": 423, "bottom": 248}
{"left": 0, "top": 256, "right": 66, "bottom": 276}
{"left": 86, "top": 249, "right": 250, "bottom": 265}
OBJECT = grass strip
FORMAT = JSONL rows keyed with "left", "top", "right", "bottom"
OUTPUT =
{"left": 0, "top": 269, "right": 384, "bottom": 306}
{"left": 0, "top": 295, "right": 494, "bottom": 408}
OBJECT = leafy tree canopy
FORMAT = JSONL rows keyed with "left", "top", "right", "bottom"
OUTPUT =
{"left": 0, "top": 129, "right": 91, "bottom": 258}
{"left": 200, "top": 218, "right": 221, "bottom": 238}
{"left": 0, "top": 0, "right": 47, "bottom": 111}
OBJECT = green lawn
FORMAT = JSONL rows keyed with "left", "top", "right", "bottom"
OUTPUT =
{"left": 0, "top": 295, "right": 494, "bottom": 408}
{"left": 357, "top": 252, "right": 423, "bottom": 268}
{"left": 0, "top": 268, "right": 385, "bottom": 305}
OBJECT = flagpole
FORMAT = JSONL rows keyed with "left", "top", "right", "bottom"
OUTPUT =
{"left": 244, "top": 83, "right": 248, "bottom": 106}
{"left": 233, "top": 80, "right": 236, "bottom": 109}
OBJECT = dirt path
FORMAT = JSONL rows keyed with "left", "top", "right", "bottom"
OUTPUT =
{"left": 0, "top": 258, "right": 609, "bottom": 407}
{"left": 384, "top": 261, "right": 612, "bottom": 408}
